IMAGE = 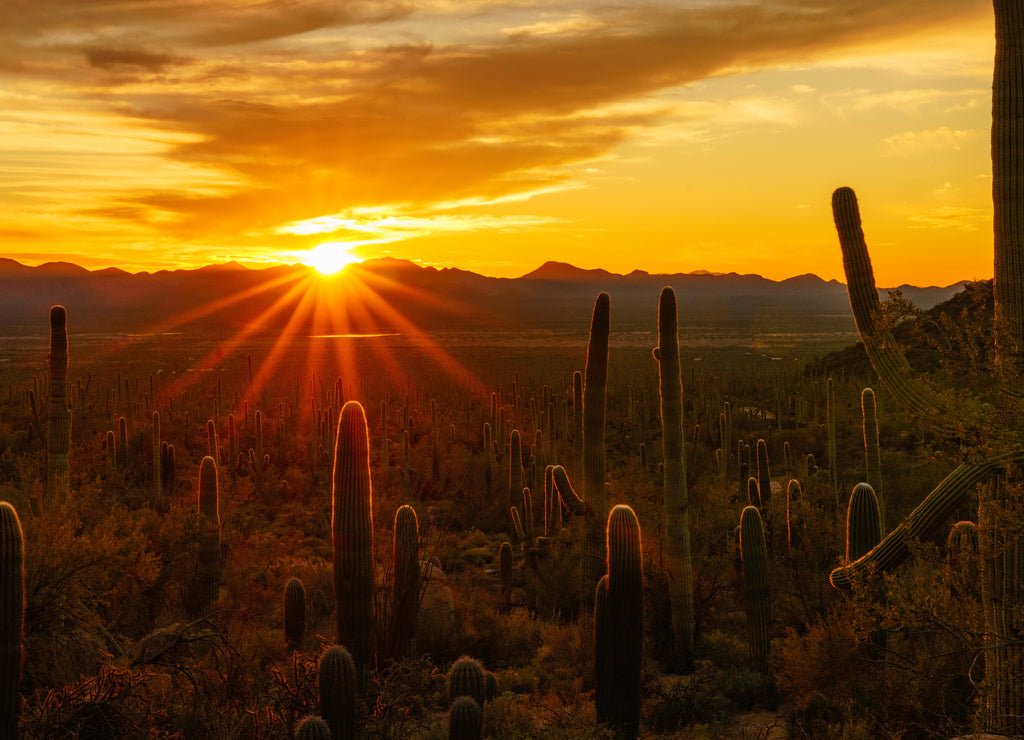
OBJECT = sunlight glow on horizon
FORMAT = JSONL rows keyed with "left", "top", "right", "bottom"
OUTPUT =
{"left": 0, "top": 0, "right": 998, "bottom": 286}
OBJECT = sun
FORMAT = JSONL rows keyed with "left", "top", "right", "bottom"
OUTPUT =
{"left": 302, "top": 242, "right": 360, "bottom": 275}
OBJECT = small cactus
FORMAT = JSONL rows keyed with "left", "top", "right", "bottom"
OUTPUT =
{"left": 319, "top": 645, "right": 356, "bottom": 740}
{"left": 295, "top": 716, "right": 332, "bottom": 740}
{"left": 846, "top": 483, "right": 882, "bottom": 563}
{"left": 447, "top": 656, "right": 487, "bottom": 706}
{"left": 448, "top": 695, "right": 483, "bottom": 740}
{"left": 284, "top": 577, "right": 306, "bottom": 650}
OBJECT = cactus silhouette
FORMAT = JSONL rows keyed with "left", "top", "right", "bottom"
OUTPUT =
{"left": 582, "top": 293, "right": 610, "bottom": 598}
{"left": 319, "top": 645, "right": 356, "bottom": 740}
{"left": 294, "top": 715, "right": 332, "bottom": 740}
{"left": 448, "top": 696, "right": 483, "bottom": 740}
{"left": 740, "top": 505, "right": 769, "bottom": 676}
{"left": 447, "top": 655, "right": 487, "bottom": 706}
{"left": 0, "top": 502, "right": 23, "bottom": 740}
{"left": 195, "top": 455, "right": 221, "bottom": 613}
{"left": 595, "top": 504, "right": 643, "bottom": 739}
{"left": 845, "top": 483, "right": 882, "bottom": 563}
{"left": 654, "top": 286, "right": 694, "bottom": 671}
{"left": 861, "top": 389, "right": 884, "bottom": 533}
{"left": 46, "top": 305, "right": 71, "bottom": 504}
{"left": 284, "top": 577, "right": 306, "bottom": 650}
{"left": 332, "top": 401, "right": 374, "bottom": 692}
{"left": 387, "top": 504, "right": 420, "bottom": 661}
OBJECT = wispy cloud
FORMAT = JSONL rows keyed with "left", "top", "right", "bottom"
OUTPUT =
{"left": 884, "top": 126, "right": 980, "bottom": 155}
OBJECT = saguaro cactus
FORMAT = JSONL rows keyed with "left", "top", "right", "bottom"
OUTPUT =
{"left": 152, "top": 410, "right": 162, "bottom": 508}
{"left": 196, "top": 455, "right": 221, "bottom": 613}
{"left": 595, "top": 504, "right": 643, "bottom": 740}
{"left": 284, "top": 576, "right": 306, "bottom": 650}
{"left": 509, "top": 430, "right": 524, "bottom": 542}
{"left": 583, "top": 293, "right": 610, "bottom": 598}
{"left": 740, "top": 506, "right": 769, "bottom": 676}
{"left": 387, "top": 505, "right": 420, "bottom": 661}
{"left": 861, "top": 388, "right": 884, "bottom": 533}
{"left": 0, "top": 502, "right": 23, "bottom": 740}
{"left": 332, "top": 401, "right": 374, "bottom": 692}
{"left": 654, "top": 286, "right": 694, "bottom": 671}
{"left": 829, "top": 5, "right": 1024, "bottom": 727}
{"left": 845, "top": 483, "right": 882, "bottom": 563}
{"left": 47, "top": 305, "right": 71, "bottom": 504}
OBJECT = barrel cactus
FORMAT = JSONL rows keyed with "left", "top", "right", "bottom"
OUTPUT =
{"left": 294, "top": 715, "right": 332, "bottom": 740}
{"left": 447, "top": 655, "right": 487, "bottom": 706}
{"left": 448, "top": 696, "right": 483, "bottom": 740}
{"left": 319, "top": 645, "right": 356, "bottom": 740}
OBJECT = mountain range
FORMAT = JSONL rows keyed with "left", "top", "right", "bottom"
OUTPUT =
{"left": 0, "top": 257, "right": 967, "bottom": 338}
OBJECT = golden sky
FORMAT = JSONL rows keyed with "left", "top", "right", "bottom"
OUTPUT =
{"left": 0, "top": 0, "right": 997, "bottom": 286}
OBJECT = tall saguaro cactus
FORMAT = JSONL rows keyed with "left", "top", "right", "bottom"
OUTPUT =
{"left": 654, "top": 286, "right": 694, "bottom": 671}
{"left": 0, "top": 502, "right": 23, "bottom": 740}
{"left": 387, "top": 505, "right": 420, "bottom": 661}
{"left": 582, "top": 293, "right": 610, "bottom": 597}
{"left": 739, "top": 506, "right": 769, "bottom": 676}
{"left": 332, "top": 401, "right": 374, "bottom": 691}
{"left": 47, "top": 305, "right": 71, "bottom": 505}
{"left": 828, "top": 4, "right": 1024, "bottom": 731}
{"left": 196, "top": 455, "right": 221, "bottom": 614}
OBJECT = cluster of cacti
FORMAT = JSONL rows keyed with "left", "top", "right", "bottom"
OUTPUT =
{"left": 739, "top": 505, "right": 769, "bottom": 676}
{"left": 332, "top": 400, "right": 375, "bottom": 691}
{"left": 319, "top": 644, "right": 356, "bottom": 740}
{"left": 0, "top": 502, "right": 23, "bottom": 739}
{"left": 594, "top": 504, "right": 643, "bottom": 739}
{"left": 46, "top": 305, "right": 71, "bottom": 504}
{"left": 829, "top": 4, "right": 1024, "bottom": 724}
{"left": 196, "top": 455, "right": 221, "bottom": 614}
{"left": 653, "top": 286, "right": 695, "bottom": 670}
{"left": 284, "top": 576, "right": 306, "bottom": 650}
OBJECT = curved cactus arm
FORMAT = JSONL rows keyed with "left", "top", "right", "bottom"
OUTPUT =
{"left": 832, "top": 187, "right": 950, "bottom": 417}
{"left": 551, "top": 465, "right": 587, "bottom": 515}
{"left": 830, "top": 451, "right": 1024, "bottom": 589}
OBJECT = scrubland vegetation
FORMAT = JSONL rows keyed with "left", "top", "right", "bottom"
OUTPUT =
{"left": 0, "top": 278, "right": 1004, "bottom": 739}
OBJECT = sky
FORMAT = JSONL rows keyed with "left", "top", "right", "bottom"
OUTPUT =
{"left": 0, "top": 0, "right": 998, "bottom": 286}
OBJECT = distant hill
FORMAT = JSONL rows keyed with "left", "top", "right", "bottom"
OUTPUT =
{"left": 0, "top": 257, "right": 967, "bottom": 338}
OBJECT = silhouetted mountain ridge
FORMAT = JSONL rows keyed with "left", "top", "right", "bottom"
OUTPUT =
{"left": 0, "top": 258, "right": 967, "bottom": 337}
